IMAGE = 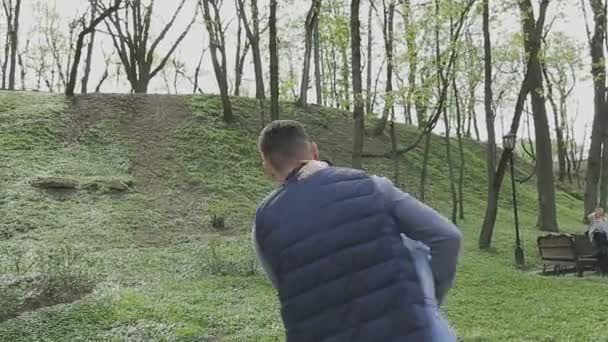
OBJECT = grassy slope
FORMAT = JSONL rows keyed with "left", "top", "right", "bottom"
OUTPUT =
{"left": 0, "top": 91, "right": 606, "bottom": 341}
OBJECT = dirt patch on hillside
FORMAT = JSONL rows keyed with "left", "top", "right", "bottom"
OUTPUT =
{"left": 124, "top": 95, "right": 190, "bottom": 193}
{"left": 65, "top": 95, "right": 206, "bottom": 245}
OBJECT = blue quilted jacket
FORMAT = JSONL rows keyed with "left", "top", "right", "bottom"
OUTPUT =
{"left": 254, "top": 163, "right": 461, "bottom": 341}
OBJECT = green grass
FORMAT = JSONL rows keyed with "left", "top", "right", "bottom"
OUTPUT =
{"left": 0, "top": 91, "right": 605, "bottom": 341}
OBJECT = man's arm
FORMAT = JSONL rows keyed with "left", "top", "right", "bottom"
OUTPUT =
{"left": 252, "top": 224, "right": 279, "bottom": 290}
{"left": 374, "top": 177, "right": 462, "bottom": 305}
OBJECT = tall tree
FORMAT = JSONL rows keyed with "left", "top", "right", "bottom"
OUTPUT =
{"left": 236, "top": 0, "right": 265, "bottom": 99}
{"left": 233, "top": 11, "right": 251, "bottom": 96}
{"left": 372, "top": 0, "right": 395, "bottom": 135}
{"left": 1, "top": 0, "right": 20, "bottom": 90}
{"left": 437, "top": 0, "right": 458, "bottom": 224}
{"left": 269, "top": 0, "right": 280, "bottom": 120}
{"left": 1, "top": 0, "right": 12, "bottom": 89}
{"left": 351, "top": 0, "right": 365, "bottom": 169}
{"left": 298, "top": 0, "right": 322, "bottom": 106}
{"left": 542, "top": 63, "right": 566, "bottom": 182}
{"left": 66, "top": 0, "right": 122, "bottom": 96}
{"left": 365, "top": 3, "right": 373, "bottom": 115}
{"left": 105, "top": 0, "right": 197, "bottom": 93}
{"left": 480, "top": 1, "right": 552, "bottom": 247}
{"left": 403, "top": 0, "right": 421, "bottom": 127}
{"left": 545, "top": 37, "right": 578, "bottom": 183}
{"left": 518, "top": 0, "right": 558, "bottom": 232}
{"left": 81, "top": 0, "right": 99, "bottom": 94}
{"left": 584, "top": 0, "right": 607, "bottom": 218}
{"left": 464, "top": 31, "right": 481, "bottom": 141}
{"left": 314, "top": 4, "right": 323, "bottom": 105}
{"left": 201, "top": 0, "right": 233, "bottom": 122}
{"left": 454, "top": 74, "right": 466, "bottom": 220}
{"left": 7, "top": 0, "right": 19, "bottom": 90}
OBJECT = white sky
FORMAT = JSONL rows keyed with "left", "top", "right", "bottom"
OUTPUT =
{"left": 5, "top": 0, "right": 598, "bottom": 146}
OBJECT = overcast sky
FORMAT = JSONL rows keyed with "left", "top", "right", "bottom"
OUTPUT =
{"left": 8, "top": 0, "right": 597, "bottom": 145}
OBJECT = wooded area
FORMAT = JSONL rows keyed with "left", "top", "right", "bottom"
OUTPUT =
{"left": 1, "top": 0, "right": 606, "bottom": 248}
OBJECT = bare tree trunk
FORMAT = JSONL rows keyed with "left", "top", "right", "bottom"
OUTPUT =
{"left": 269, "top": 0, "right": 279, "bottom": 120}
{"left": 601, "top": 138, "right": 608, "bottom": 208}
{"left": 403, "top": 0, "right": 419, "bottom": 127}
{"left": 465, "top": 110, "right": 472, "bottom": 137}
{"left": 314, "top": 5, "right": 322, "bottom": 105}
{"left": 479, "top": 0, "right": 497, "bottom": 248}
{"left": 17, "top": 38, "right": 27, "bottom": 90}
{"left": 585, "top": 0, "right": 608, "bottom": 220}
{"left": 454, "top": 75, "right": 465, "bottom": 220}
{"left": 237, "top": 0, "right": 265, "bottom": 99}
{"left": 372, "top": 0, "right": 395, "bottom": 136}
{"left": 351, "top": 0, "right": 364, "bottom": 169}
{"left": 327, "top": 46, "right": 338, "bottom": 107}
{"left": 472, "top": 111, "right": 480, "bottom": 141}
{"left": 193, "top": 47, "right": 205, "bottom": 94}
{"left": 519, "top": 0, "right": 558, "bottom": 232}
{"left": 234, "top": 15, "right": 244, "bottom": 96}
{"left": 370, "top": 57, "right": 385, "bottom": 114}
{"left": 419, "top": 132, "right": 431, "bottom": 202}
{"left": 162, "top": 69, "right": 172, "bottom": 94}
{"left": 2, "top": 0, "right": 13, "bottom": 90}
{"left": 565, "top": 124, "right": 573, "bottom": 183}
{"left": 8, "top": 0, "right": 20, "bottom": 90}
{"left": 437, "top": 0, "right": 457, "bottom": 224}
{"left": 365, "top": 3, "right": 373, "bottom": 116}
{"left": 172, "top": 59, "right": 181, "bottom": 94}
{"left": 201, "top": 0, "right": 233, "bottom": 122}
{"left": 395, "top": 74, "right": 411, "bottom": 124}
{"left": 578, "top": 124, "right": 589, "bottom": 173}
{"left": 234, "top": 14, "right": 251, "bottom": 97}
{"left": 95, "top": 70, "right": 108, "bottom": 93}
{"left": 444, "top": 106, "right": 458, "bottom": 224}
{"left": 81, "top": 1, "right": 98, "bottom": 94}
{"left": 341, "top": 45, "right": 351, "bottom": 110}
{"left": 390, "top": 108, "right": 399, "bottom": 184}
{"left": 542, "top": 63, "right": 567, "bottom": 182}
{"left": 298, "top": 1, "right": 321, "bottom": 106}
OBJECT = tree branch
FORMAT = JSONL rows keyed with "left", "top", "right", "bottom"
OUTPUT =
{"left": 146, "top": 0, "right": 188, "bottom": 65}
{"left": 149, "top": 4, "right": 198, "bottom": 79}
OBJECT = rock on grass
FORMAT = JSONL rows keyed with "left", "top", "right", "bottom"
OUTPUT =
{"left": 30, "top": 177, "right": 78, "bottom": 189}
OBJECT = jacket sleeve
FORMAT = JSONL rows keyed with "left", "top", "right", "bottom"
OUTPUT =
{"left": 252, "top": 223, "right": 279, "bottom": 290}
{"left": 374, "top": 176, "right": 462, "bottom": 305}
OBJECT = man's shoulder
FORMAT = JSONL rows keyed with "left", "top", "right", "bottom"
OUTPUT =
{"left": 257, "top": 187, "right": 285, "bottom": 214}
{"left": 315, "top": 167, "right": 400, "bottom": 194}
{"left": 320, "top": 166, "right": 371, "bottom": 183}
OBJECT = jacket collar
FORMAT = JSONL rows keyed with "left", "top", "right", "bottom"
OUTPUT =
{"left": 285, "top": 160, "right": 332, "bottom": 183}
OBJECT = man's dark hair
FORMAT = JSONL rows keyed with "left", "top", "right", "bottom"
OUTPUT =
{"left": 258, "top": 120, "right": 310, "bottom": 172}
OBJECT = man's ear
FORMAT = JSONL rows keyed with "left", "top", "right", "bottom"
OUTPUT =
{"left": 263, "top": 159, "right": 275, "bottom": 178}
{"left": 310, "top": 142, "right": 320, "bottom": 161}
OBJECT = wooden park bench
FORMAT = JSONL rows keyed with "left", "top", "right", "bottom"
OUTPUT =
{"left": 537, "top": 233, "right": 597, "bottom": 277}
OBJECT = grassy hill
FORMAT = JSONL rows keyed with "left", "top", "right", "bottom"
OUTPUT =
{"left": 0, "top": 91, "right": 607, "bottom": 341}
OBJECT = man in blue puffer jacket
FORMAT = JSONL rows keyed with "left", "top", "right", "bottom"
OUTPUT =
{"left": 253, "top": 120, "right": 462, "bottom": 341}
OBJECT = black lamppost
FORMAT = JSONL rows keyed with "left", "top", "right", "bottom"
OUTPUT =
{"left": 503, "top": 133, "right": 525, "bottom": 267}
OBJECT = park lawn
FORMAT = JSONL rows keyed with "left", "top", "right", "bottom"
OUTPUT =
{"left": 0, "top": 91, "right": 605, "bottom": 341}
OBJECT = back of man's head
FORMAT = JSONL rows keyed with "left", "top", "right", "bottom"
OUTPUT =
{"left": 258, "top": 120, "right": 312, "bottom": 174}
